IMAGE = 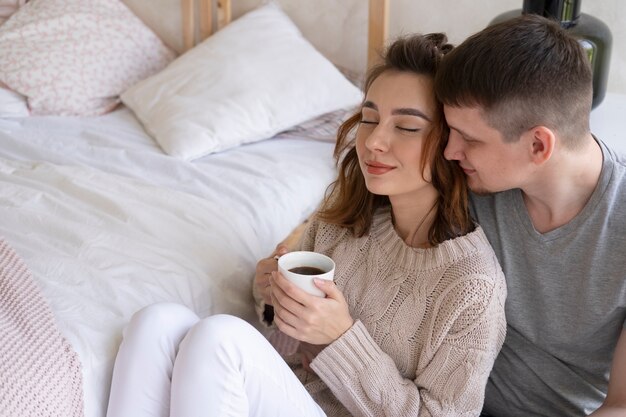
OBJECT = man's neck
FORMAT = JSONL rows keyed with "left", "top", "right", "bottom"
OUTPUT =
{"left": 521, "top": 135, "right": 603, "bottom": 234}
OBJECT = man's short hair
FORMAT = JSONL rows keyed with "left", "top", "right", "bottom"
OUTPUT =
{"left": 435, "top": 14, "right": 593, "bottom": 148}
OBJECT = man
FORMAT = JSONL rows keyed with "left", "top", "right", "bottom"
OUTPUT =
{"left": 435, "top": 14, "right": 626, "bottom": 417}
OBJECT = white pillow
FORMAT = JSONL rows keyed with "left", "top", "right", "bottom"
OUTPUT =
{"left": 121, "top": 2, "right": 363, "bottom": 160}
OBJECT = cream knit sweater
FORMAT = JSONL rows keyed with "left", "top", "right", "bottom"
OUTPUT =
{"left": 256, "top": 207, "right": 507, "bottom": 417}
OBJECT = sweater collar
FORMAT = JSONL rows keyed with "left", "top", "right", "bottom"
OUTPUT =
{"left": 369, "top": 206, "right": 491, "bottom": 270}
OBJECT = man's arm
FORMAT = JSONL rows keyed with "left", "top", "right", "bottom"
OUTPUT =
{"left": 590, "top": 328, "right": 626, "bottom": 416}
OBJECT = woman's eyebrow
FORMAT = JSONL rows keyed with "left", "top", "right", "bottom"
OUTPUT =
{"left": 362, "top": 101, "right": 432, "bottom": 122}
{"left": 363, "top": 100, "right": 378, "bottom": 110}
{"left": 392, "top": 108, "right": 431, "bottom": 122}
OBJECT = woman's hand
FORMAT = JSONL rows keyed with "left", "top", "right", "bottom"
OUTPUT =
{"left": 254, "top": 244, "right": 288, "bottom": 305}
{"left": 270, "top": 270, "right": 354, "bottom": 345}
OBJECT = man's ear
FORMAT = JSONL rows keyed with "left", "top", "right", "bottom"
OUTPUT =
{"left": 526, "top": 126, "right": 555, "bottom": 165}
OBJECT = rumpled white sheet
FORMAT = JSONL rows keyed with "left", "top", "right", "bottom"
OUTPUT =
{"left": 0, "top": 107, "right": 337, "bottom": 417}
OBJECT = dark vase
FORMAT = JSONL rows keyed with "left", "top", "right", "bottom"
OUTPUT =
{"left": 490, "top": 0, "right": 612, "bottom": 108}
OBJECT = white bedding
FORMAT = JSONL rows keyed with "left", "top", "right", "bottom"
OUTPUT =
{"left": 0, "top": 107, "right": 337, "bottom": 417}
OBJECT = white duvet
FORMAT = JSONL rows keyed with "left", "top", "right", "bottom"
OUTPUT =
{"left": 0, "top": 107, "right": 337, "bottom": 417}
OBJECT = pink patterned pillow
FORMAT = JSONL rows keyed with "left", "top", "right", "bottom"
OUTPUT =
{"left": 0, "top": 0, "right": 28, "bottom": 26}
{"left": 0, "top": 0, "right": 175, "bottom": 116}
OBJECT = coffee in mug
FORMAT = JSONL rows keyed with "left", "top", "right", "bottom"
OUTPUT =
{"left": 277, "top": 251, "right": 335, "bottom": 297}
{"left": 288, "top": 266, "right": 325, "bottom": 275}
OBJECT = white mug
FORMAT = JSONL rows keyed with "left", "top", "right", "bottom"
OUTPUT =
{"left": 277, "top": 251, "right": 335, "bottom": 297}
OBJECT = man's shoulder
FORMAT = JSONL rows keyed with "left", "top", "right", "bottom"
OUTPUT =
{"left": 599, "top": 142, "right": 626, "bottom": 199}
{"left": 599, "top": 137, "right": 626, "bottom": 169}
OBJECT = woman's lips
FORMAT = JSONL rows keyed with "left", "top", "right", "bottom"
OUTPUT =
{"left": 365, "top": 161, "right": 395, "bottom": 175}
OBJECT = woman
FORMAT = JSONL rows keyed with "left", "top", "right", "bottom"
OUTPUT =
{"left": 107, "top": 33, "right": 506, "bottom": 417}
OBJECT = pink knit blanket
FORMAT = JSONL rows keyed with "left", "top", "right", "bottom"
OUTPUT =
{"left": 0, "top": 238, "right": 84, "bottom": 417}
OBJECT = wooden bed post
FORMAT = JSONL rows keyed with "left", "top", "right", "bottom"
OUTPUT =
{"left": 368, "top": 0, "right": 389, "bottom": 70}
{"left": 188, "top": 0, "right": 233, "bottom": 46}
{"left": 182, "top": 0, "right": 195, "bottom": 51}
{"left": 199, "top": 0, "right": 213, "bottom": 41}
{"left": 188, "top": 0, "right": 382, "bottom": 64}
{"left": 219, "top": 0, "right": 232, "bottom": 27}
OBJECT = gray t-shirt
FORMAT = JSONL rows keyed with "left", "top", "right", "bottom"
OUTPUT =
{"left": 472, "top": 139, "right": 626, "bottom": 417}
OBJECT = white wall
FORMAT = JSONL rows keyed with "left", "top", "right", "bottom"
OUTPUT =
{"left": 390, "top": 0, "right": 625, "bottom": 95}
{"left": 232, "top": 0, "right": 625, "bottom": 94}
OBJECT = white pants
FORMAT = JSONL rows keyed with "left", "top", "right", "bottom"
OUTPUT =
{"left": 106, "top": 302, "right": 326, "bottom": 417}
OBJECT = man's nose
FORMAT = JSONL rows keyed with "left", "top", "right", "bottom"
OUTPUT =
{"left": 444, "top": 132, "right": 464, "bottom": 161}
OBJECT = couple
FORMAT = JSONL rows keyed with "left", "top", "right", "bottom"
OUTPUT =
{"left": 106, "top": 14, "right": 626, "bottom": 417}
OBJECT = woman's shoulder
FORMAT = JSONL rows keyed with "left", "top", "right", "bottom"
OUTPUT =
{"left": 433, "top": 227, "right": 507, "bottom": 328}
{"left": 303, "top": 214, "right": 352, "bottom": 251}
{"left": 439, "top": 226, "right": 506, "bottom": 289}
{"left": 307, "top": 215, "right": 349, "bottom": 236}
{"left": 436, "top": 225, "right": 494, "bottom": 262}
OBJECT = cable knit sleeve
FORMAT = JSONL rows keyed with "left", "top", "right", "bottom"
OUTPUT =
{"left": 310, "top": 273, "right": 507, "bottom": 417}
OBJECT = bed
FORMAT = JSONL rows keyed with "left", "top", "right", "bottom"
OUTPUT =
{"left": 0, "top": 1, "right": 388, "bottom": 416}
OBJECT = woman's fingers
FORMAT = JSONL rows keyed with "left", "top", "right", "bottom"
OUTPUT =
{"left": 271, "top": 272, "right": 306, "bottom": 323}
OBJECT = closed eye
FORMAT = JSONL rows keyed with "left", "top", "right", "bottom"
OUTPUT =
{"left": 397, "top": 127, "right": 420, "bottom": 132}
{"left": 361, "top": 120, "right": 378, "bottom": 125}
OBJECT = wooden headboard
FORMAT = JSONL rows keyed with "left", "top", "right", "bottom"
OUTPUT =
{"left": 181, "top": 0, "right": 389, "bottom": 70}
{"left": 367, "top": 0, "right": 389, "bottom": 69}
{"left": 181, "top": 0, "right": 231, "bottom": 52}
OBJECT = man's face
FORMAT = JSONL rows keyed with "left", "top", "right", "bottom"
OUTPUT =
{"left": 443, "top": 105, "right": 532, "bottom": 194}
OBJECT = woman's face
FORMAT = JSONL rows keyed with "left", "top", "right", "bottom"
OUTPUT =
{"left": 356, "top": 70, "right": 438, "bottom": 202}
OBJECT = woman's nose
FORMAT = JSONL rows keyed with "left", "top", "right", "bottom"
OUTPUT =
{"left": 364, "top": 124, "right": 389, "bottom": 153}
